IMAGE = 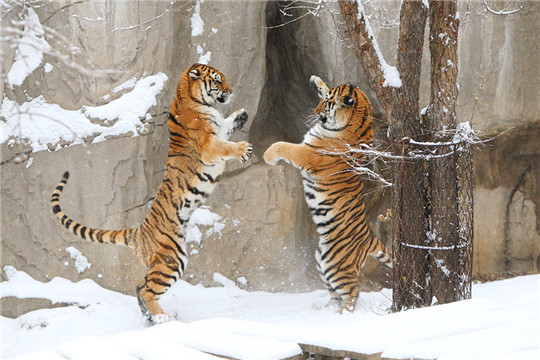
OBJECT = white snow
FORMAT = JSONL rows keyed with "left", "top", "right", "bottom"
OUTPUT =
{"left": 452, "top": 121, "right": 480, "bottom": 144}
{"left": 1, "top": 73, "right": 168, "bottom": 153}
{"left": 43, "top": 63, "right": 54, "bottom": 73}
{"left": 1, "top": 265, "right": 538, "bottom": 360}
{"left": 64, "top": 247, "right": 91, "bottom": 274}
{"left": 196, "top": 45, "right": 212, "bottom": 65}
{"left": 237, "top": 276, "right": 248, "bottom": 286}
{"left": 190, "top": 0, "right": 205, "bottom": 37}
{"left": 111, "top": 76, "right": 138, "bottom": 94}
{"left": 6, "top": 8, "right": 50, "bottom": 88}
{"left": 185, "top": 207, "right": 225, "bottom": 245}
{"left": 355, "top": 0, "right": 401, "bottom": 88}
{"left": 190, "top": 0, "right": 212, "bottom": 64}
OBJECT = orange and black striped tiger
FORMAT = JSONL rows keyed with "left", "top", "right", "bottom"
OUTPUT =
{"left": 263, "top": 76, "right": 392, "bottom": 313}
{"left": 51, "top": 64, "right": 252, "bottom": 322}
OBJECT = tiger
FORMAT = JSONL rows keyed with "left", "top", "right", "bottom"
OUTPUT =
{"left": 51, "top": 64, "right": 253, "bottom": 323}
{"left": 263, "top": 75, "right": 392, "bottom": 313}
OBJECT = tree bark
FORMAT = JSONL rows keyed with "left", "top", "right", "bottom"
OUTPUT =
{"left": 390, "top": 0, "right": 431, "bottom": 310}
{"left": 340, "top": 0, "right": 470, "bottom": 310}
{"left": 338, "top": 0, "right": 394, "bottom": 120}
{"left": 426, "top": 0, "right": 462, "bottom": 305}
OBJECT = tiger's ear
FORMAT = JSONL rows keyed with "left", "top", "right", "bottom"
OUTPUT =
{"left": 310, "top": 76, "right": 329, "bottom": 98}
{"left": 189, "top": 68, "right": 201, "bottom": 79}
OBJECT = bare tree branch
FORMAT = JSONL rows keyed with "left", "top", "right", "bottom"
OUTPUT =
{"left": 482, "top": 0, "right": 523, "bottom": 15}
{"left": 338, "top": 0, "right": 395, "bottom": 117}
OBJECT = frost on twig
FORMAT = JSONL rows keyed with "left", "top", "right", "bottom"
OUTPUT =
{"left": 266, "top": 0, "right": 337, "bottom": 29}
{"left": 2, "top": 2, "right": 123, "bottom": 82}
{"left": 482, "top": 0, "right": 523, "bottom": 15}
{"left": 318, "top": 121, "right": 487, "bottom": 188}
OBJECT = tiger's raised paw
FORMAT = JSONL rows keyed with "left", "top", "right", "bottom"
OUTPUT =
{"left": 236, "top": 141, "right": 253, "bottom": 163}
{"left": 233, "top": 109, "right": 249, "bottom": 131}
{"left": 263, "top": 143, "right": 280, "bottom": 166}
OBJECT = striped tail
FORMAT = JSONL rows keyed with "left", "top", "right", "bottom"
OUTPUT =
{"left": 372, "top": 239, "right": 393, "bottom": 269}
{"left": 51, "top": 171, "right": 134, "bottom": 246}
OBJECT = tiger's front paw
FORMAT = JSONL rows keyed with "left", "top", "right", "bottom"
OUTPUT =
{"left": 233, "top": 109, "right": 249, "bottom": 131}
{"left": 263, "top": 144, "right": 280, "bottom": 166}
{"left": 235, "top": 141, "right": 253, "bottom": 163}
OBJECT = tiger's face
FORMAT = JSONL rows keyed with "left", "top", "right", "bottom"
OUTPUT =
{"left": 310, "top": 76, "right": 367, "bottom": 133}
{"left": 188, "top": 64, "right": 233, "bottom": 106}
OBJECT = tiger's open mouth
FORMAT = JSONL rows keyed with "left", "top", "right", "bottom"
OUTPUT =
{"left": 216, "top": 92, "right": 232, "bottom": 104}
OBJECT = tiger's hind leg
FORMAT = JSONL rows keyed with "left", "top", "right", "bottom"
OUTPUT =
{"left": 337, "top": 282, "right": 360, "bottom": 314}
{"left": 328, "top": 271, "right": 361, "bottom": 314}
{"left": 316, "top": 256, "right": 342, "bottom": 308}
{"left": 136, "top": 251, "right": 184, "bottom": 324}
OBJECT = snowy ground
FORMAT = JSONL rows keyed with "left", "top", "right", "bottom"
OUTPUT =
{"left": 1, "top": 267, "right": 538, "bottom": 360}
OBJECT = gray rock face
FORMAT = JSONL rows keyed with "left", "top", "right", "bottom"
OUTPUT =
{"left": 1, "top": 1, "right": 539, "bottom": 317}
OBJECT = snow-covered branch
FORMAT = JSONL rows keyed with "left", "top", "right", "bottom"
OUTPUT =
{"left": 339, "top": 0, "right": 401, "bottom": 91}
{"left": 482, "top": 0, "right": 523, "bottom": 15}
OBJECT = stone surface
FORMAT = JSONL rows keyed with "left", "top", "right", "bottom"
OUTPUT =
{"left": 1, "top": 1, "right": 539, "bottom": 318}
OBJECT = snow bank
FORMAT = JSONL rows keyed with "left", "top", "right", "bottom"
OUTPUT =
{"left": 147, "top": 321, "right": 301, "bottom": 360}
{"left": 1, "top": 266, "right": 132, "bottom": 307}
{"left": 1, "top": 73, "right": 168, "bottom": 153}
{"left": 1, "top": 267, "right": 538, "bottom": 360}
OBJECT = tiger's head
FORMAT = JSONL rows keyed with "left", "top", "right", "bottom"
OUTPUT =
{"left": 182, "top": 64, "right": 233, "bottom": 106}
{"left": 310, "top": 76, "right": 372, "bottom": 137}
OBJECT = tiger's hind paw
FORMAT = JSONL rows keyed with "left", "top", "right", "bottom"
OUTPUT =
{"left": 150, "top": 313, "right": 174, "bottom": 325}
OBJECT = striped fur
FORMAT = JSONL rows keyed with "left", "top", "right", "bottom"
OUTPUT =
{"left": 263, "top": 76, "right": 392, "bottom": 313}
{"left": 51, "top": 64, "right": 252, "bottom": 322}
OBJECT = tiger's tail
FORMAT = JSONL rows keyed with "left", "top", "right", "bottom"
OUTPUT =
{"left": 51, "top": 171, "right": 134, "bottom": 246}
{"left": 371, "top": 238, "right": 393, "bottom": 269}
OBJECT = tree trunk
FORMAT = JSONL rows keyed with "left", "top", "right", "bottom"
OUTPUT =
{"left": 340, "top": 0, "right": 472, "bottom": 310}
{"left": 389, "top": 0, "right": 431, "bottom": 310}
{"left": 425, "top": 0, "right": 462, "bottom": 305}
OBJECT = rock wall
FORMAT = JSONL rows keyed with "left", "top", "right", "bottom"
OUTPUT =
{"left": 1, "top": 1, "right": 539, "bottom": 316}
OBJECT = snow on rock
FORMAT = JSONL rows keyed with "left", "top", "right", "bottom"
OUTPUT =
{"left": 111, "top": 76, "right": 138, "bottom": 94}
{"left": 6, "top": 8, "right": 50, "bottom": 88}
{"left": 1, "top": 266, "right": 133, "bottom": 307}
{"left": 237, "top": 276, "right": 248, "bottom": 286}
{"left": 190, "top": 0, "right": 205, "bottom": 37}
{"left": 65, "top": 247, "right": 91, "bottom": 273}
{"left": 43, "top": 63, "right": 54, "bottom": 73}
{"left": 196, "top": 44, "right": 212, "bottom": 65}
{"left": 185, "top": 207, "right": 225, "bottom": 245}
{"left": 190, "top": 0, "right": 212, "bottom": 65}
{"left": 1, "top": 73, "right": 168, "bottom": 153}
{"left": 212, "top": 273, "right": 237, "bottom": 288}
